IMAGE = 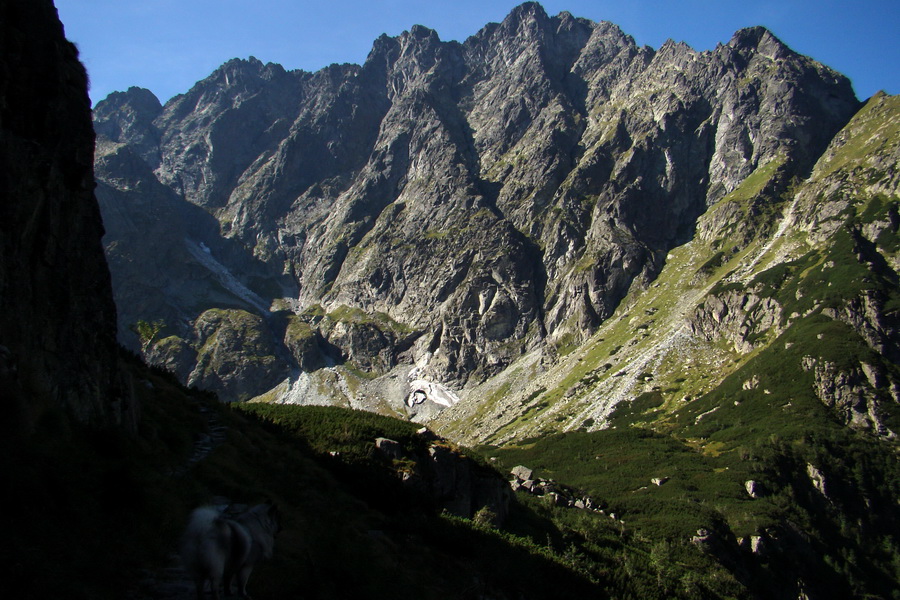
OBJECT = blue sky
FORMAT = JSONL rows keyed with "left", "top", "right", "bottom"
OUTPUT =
{"left": 56, "top": 0, "right": 898, "bottom": 106}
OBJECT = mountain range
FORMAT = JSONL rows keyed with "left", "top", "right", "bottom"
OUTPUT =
{"left": 93, "top": 3, "right": 866, "bottom": 416}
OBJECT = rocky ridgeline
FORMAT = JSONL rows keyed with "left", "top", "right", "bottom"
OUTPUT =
{"left": 93, "top": 2, "right": 860, "bottom": 410}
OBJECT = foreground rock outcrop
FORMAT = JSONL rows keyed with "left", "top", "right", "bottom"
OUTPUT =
{"left": 0, "top": 0, "right": 124, "bottom": 433}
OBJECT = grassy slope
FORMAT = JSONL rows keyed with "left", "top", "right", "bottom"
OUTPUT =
{"left": 8, "top": 351, "right": 707, "bottom": 599}
{"left": 237, "top": 402, "right": 750, "bottom": 600}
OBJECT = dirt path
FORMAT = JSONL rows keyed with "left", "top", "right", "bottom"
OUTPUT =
{"left": 128, "top": 403, "right": 229, "bottom": 599}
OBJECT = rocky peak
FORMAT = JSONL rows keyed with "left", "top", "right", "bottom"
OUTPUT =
{"left": 465, "top": 3, "right": 552, "bottom": 67}
{"left": 377, "top": 23, "right": 449, "bottom": 99}
{"left": 736, "top": 30, "right": 858, "bottom": 173}
{"left": 728, "top": 26, "right": 790, "bottom": 60}
{"left": 406, "top": 23, "right": 440, "bottom": 42}
{"left": 467, "top": 1, "right": 593, "bottom": 77}
{"left": 93, "top": 86, "right": 163, "bottom": 134}
{"left": 151, "top": 55, "right": 309, "bottom": 208}
{"left": 211, "top": 56, "right": 284, "bottom": 89}
{"left": 93, "top": 86, "right": 163, "bottom": 167}
{"left": 655, "top": 38, "right": 694, "bottom": 61}
{"left": 161, "top": 56, "right": 296, "bottom": 126}
{"left": 505, "top": 1, "right": 551, "bottom": 28}
{"left": 578, "top": 19, "right": 637, "bottom": 55}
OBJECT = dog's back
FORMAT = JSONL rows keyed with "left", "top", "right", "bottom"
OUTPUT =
{"left": 180, "top": 507, "right": 251, "bottom": 600}
{"left": 180, "top": 504, "right": 277, "bottom": 599}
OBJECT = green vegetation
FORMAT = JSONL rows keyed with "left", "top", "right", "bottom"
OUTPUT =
{"left": 131, "top": 318, "right": 166, "bottom": 352}
{"left": 324, "top": 304, "right": 414, "bottom": 336}
{"left": 196, "top": 308, "right": 271, "bottom": 353}
{"left": 553, "top": 331, "right": 579, "bottom": 356}
{"left": 724, "top": 155, "right": 786, "bottom": 206}
{"left": 481, "top": 372, "right": 900, "bottom": 599}
{"left": 300, "top": 303, "right": 326, "bottom": 319}
{"left": 423, "top": 227, "right": 460, "bottom": 240}
{"left": 696, "top": 251, "right": 727, "bottom": 278}
{"left": 191, "top": 309, "right": 282, "bottom": 398}
{"left": 283, "top": 313, "right": 317, "bottom": 345}
{"left": 484, "top": 427, "right": 746, "bottom": 539}
{"left": 4, "top": 356, "right": 607, "bottom": 599}
{"left": 814, "top": 93, "right": 900, "bottom": 180}
{"left": 239, "top": 403, "right": 424, "bottom": 460}
{"left": 239, "top": 404, "right": 752, "bottom": 599}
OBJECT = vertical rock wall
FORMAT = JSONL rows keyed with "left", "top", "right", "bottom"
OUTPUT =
{"left": 0, "top": 0, "right": 123, "bottom": 433}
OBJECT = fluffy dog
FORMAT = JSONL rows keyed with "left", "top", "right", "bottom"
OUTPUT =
{"left": 180, "top": 503, "right": 280, "bottom": 599}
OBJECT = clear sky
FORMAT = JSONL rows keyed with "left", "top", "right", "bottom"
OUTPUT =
{"left": 56, "top": 0, "right": 898, "bottom": 106}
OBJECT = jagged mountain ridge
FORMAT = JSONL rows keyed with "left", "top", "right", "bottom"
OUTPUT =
{"left": 94, "top": 2, "right": 860, "bottom": 413}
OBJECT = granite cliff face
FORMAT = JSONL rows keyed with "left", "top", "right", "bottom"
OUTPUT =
{"left": 0, "top": 0, "right": 124, "bottom": 432}
{"left": 94, "top": 3, "right": 861, "bottom": 412}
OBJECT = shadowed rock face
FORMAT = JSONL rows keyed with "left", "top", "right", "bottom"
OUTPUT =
{"left": 0, "top": 0, "right": 121, "bottom": 432}
{"left": 94, "top": 2, "right": 860, "bottom": 404}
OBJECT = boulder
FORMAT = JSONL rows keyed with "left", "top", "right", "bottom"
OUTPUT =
{"left": 750, "top": 535, "right": 768, "bottom": 557}
{"left": 806, "top": 463, "right": 828, "bottom": 498}
{"left": 416, "top": 426, "right": 439, "bottom": 441}
{"left": 510, "top": 465, "right": 534, "bottom": 482}
{"left": 374, "top": 437, "right": 403, "bottom": 460}
{"left": 428, "top": 445, "right": 474, "bottom": 518}
{"left": 745, "top": 479, "right": 765, "bottom": 498}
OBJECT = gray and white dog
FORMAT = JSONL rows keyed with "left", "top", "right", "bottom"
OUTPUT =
{"left": 180, "top": 503, "right": 281, "bottom": 599}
